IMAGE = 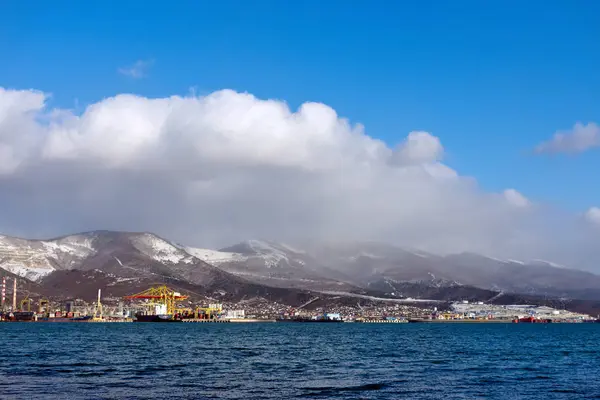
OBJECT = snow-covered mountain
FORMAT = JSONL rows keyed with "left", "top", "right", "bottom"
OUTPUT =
{"left": 310, "top": 244, "right": 600, "bottom": 299}
{"left": 0, "top": 232, "right": 351, "bottom": 306}
{"left": 185, "top": 240, "right": 355, "bottom": 291}
{"left": 0, "top": 231, "right": 213, "bottom": 284}
{"left": 184, "top": 247, "right": 248, "bottom": 264}
{"left": 0, "top": 233, "right": 97, "bottom": 281}
{"left": 188, "top": 239, "right": 600, "bottom": 300}
{"left": 130, "top": 233, "right": 196, "bottom": 265}
{"left": 2, "top": 231, "right": 600, "bottom": 302}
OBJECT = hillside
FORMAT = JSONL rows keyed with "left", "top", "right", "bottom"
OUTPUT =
{"left": 1, "top": 231, "right": 600, "bottom": 314}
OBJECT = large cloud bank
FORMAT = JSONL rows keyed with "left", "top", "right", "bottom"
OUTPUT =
{"left": 0, "top": 87, "right": 598, "bottom": 269}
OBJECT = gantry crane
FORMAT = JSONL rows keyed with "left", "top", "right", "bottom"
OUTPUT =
{"left": 20, "top": 297, "right": 31, "bottom": 312}
{"left": 123, "top": 285, "right": 189, "bottom": 315}
{"left": 38, "top": 299, "right": 49, "bottom": 313}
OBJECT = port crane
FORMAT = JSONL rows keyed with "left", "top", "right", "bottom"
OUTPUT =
{"left": 124, "top": 285, "right": 189, "bottom": 315}
{"left": 38, "top": 299, "right": 49, "bottom": 313}
{"left": 93, "top": 289, "right": 103, "bottom": 321}
{"left": 20, "top": 297, "right": 31, "bottom": 312}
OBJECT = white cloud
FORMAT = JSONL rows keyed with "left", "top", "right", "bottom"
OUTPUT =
{"left": 0, "top": 86, "right": 598, "bottom": 271}
{"left": 0, "top": 87, "right": 46, "bottom": 174}
{"left": 535, "top": 122, "right": 600, "bottom": 154}
{"left": 585, "top": 207, "right": 600, "bottom": 225}
{"left": 391, "top": 131, "right": 444, "bottom": 165}
{"left": 118, "top": 59, "right": 154, "bottom": 79}
{"left": 503, "top": 189, "right": 530, "bottom": 208}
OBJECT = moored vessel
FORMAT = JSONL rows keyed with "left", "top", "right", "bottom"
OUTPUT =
{"left": 134, "top": 313, "right": 182, "bottom": 322}
{"left": 277, "top": 316, "right": 344, "bottom": 323}
{"left": 7, "top": 311, "right": 35, "bottom": 322}
{"left": 0, "top": 311, "right": 35, "bottom": 322}
{"left": 512, "top": 316, "right": 552, "bottom": 323}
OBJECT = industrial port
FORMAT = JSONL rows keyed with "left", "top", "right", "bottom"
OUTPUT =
{"left": 0, "top": 276, "right": 598, "bottom": 324}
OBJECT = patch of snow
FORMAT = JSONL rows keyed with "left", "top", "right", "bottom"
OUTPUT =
{"left": 244, "top": 240, "right": 289, "bottom": 268}
{"left": 318, "top": 291, "right": 443, "bottom": 303}
{"left": 278, "top": 243, "right": 305, "bottom": 254}
{"left": 484, "top": 255, "right": 506, "bottom": 263}
{"left": 226, "top": 270, "right": 322, "bottom": 283}
{"left": 246, "top": 240, "right": 277, "bottom": 252}
{"left": 0, "top": 237, "right": 68, "bottom": 281}
{"left": 409, "top": 251, "right": 430, "bottom": 258}
{"left": 185, "top": 247, "right": 247, "bottom": 263}
{"left": 133, "top": 234, "right": 189, "bottom": 264}
{"left": 361, "top": 252, "right": 383, "bottom": 259}
{"left": 41, "top": 237, "right": 95, "bottom": 258}
{"left": 348, "top": 252, "right": 385, "bottom": 261}
{"left": 0, "top": 264, "right": 54, "bottom": 281}
{"left": 531, "top": 259, "right": 565, "bottom": 268}
{"left": 507, "top": 259, "right": 525, "bottom": 265}
{"left": 0, "top": 241, "right": 18, "bottom": 251}
{"left": 115, "top": 277, "right": 137, "bottom": 283}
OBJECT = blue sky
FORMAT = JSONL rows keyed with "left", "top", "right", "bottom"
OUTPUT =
{"left": 1, "top": 1, "right": 598, "bottom": 211}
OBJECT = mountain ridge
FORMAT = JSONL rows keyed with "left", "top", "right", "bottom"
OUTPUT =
{"left": 1, "top": 231, "right": 600, "bottom": 306}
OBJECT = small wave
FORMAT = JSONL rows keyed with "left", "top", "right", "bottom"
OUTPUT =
{"left": 429, "top": 359, "right": 450, "bottom": 364}
{"left": 550, "top": 388, "right": 581, "bottom": 394}
{"left": 301, "top": 382, "right": 388, "bottom": 396}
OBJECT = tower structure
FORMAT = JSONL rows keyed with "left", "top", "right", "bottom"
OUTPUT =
{"left": 1, "top": 277, "right": 5, "bottom": 310}
{"left": 93, "top": 289, "right": 103, "bottom": 320}
{"left": 12, "top": 278, "right": 17, "bottom": 310}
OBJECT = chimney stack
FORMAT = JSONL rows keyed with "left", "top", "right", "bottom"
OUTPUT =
{"left": 12, "top": 278, "right": 17, "bottom": 310}
{"left": 1, "top": 277, "right": 5, "bottom": 309}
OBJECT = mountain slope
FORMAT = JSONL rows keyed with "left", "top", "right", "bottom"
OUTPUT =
{"left": 186, "top": 240, "right": 356, "bottom": 291}
{"left": 309, "top": 243, "right": 600, "bottom": 299}
{"left": 0, "top": 231, "right": 257, "bottom": 294}
{"left": 0, "top": 233, "right": 96, "bottom": 280}
{"left": 0, "top": 232, "right": 355, "bottom": 306}
{"left": 3, "top": 231, "right": 600, "bottom": 305}
{"left": 186, "top": 239, "right": 600, "bottom": 300}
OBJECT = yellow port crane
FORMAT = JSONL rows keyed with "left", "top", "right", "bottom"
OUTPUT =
{"left": 123, "top": 285, "right": 189, "bottom": 315}
{"left": 20, "top": 297, "right": 31, "bottom": 312}
{"left": 38, "top": 298, "right": 49, "bottom": 313}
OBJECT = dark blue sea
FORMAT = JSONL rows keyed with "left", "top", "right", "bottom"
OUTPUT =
{"left": 1, "top": 323, "right": 599, "bottom": 399}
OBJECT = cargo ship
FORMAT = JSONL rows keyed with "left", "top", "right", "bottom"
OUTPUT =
{"left": 134, "top": 313, "right": 182, "bottom": 322}
{"left": 278, "top": 318, "right": 344, "bottom": 323}
{"left": 3, "top": 311, "right": 35, "bottom": 322}
{"left": 408, "top": 318, "right": 511, "bottom": 323}
{"left": 277, "top": 315, "right": 344, "bottom": 323}
{"left": 36, "top": 315, "right": 94, "bottom": 322}
{"left": 358, "top": 318, "right": 408, "bottom": 323}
